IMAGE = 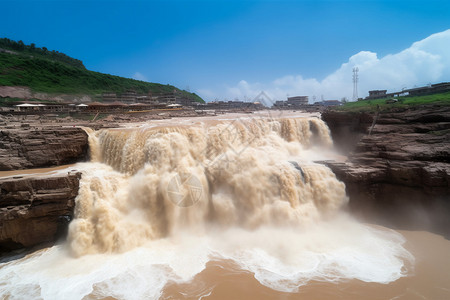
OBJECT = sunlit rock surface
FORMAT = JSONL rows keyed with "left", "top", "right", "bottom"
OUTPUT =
{"left": 0, "top": 127, "right": 88, "bottom": 171}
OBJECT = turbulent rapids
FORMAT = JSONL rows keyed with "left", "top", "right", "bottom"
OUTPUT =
{"left": 0, "top": 114, "right": 415, "bottom": 299}
{"left": 69, "top": 117, "right": 346, "bottom": 256}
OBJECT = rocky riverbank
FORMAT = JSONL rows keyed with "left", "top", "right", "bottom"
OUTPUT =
{"left": 0, "top": 121, "right": 89, "bottom": 253}
{"left": 1, "top": 107, "right": 449, "bottom": 254}
{"left": 0, "top": 125, "right": 89, "bottom": 171}
{"left": 322, "top": 105, "right": 450, "bottom": 236}
{"left": 0, "top": 171, "right": 80, "bottom": 253}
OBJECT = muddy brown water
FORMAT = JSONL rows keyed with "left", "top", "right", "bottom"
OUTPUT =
{"left": 0, "top": 164, "right": 77, "bottom": 179}
{"left": 163, "top": 230, "right": 450, "bottom": 300}
{"left": 1, "top": 229, "right": 447, "bottom": 300}
{"left": 1, "top": 112, "right": 448, "bottom": 299}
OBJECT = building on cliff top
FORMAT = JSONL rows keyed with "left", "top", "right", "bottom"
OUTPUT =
{"left": 273, "top": 96, "right": 309, "bottom": 108}
{"left": 365, "top": 82, "right": 450, "bottom": 100}
{"left": 366, "top": 90, "right": 387, "bottom": 99}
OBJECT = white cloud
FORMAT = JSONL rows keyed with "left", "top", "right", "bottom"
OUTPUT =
{"left": 198, "top": 29, "right": 450, "bottom": 102}
{"left": 132, "top": 72, "right": 148, "bottom": 82}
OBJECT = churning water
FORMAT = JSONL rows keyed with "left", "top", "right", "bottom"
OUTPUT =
{"left": 2, "top": 113, "right": 442, "bottom": 300}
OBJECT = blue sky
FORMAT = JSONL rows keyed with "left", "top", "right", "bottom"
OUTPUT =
{"left": 2, "top": 0, "right": 450, "bottom": 101}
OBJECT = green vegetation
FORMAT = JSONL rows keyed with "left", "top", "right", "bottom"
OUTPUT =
{"left": 0, "top": 38, "right": 204, "bottom": 103}
{"left": 334, "top": 92, "right": 450, "bottom": 112}
{"left": 0, "top": 38, "right": 85, "bottom": 69}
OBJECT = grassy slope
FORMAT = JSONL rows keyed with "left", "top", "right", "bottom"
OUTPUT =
{"left": 335, "top": 92, "right": 450, "bottom": 112}
{"left": 0, "top": 37, "right": 85, "bottom": 69}
{"left": 0, "top": 52, "right": 204, "bottom": 103}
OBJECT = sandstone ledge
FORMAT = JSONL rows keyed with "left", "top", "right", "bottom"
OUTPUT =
{"left": 0, "top": 126, "right": 89, "bottom": 171}
{"left": 321, "top": 105, "right": 450, "bottom": 236}
{"left": 0, "top": 172, "right": 80, "bottom": 253}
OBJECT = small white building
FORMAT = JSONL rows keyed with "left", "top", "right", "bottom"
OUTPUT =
{"left": 15, "top": 103, "right": 46, "bottom": 111}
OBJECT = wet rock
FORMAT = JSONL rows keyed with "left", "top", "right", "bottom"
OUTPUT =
{"left": 0, "top": 172, "right": 80, "bottom": 252}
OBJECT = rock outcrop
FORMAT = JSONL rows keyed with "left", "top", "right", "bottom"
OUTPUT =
{"left": 322, "top": 106, "right": 450, "bottom": 235}
{"left": 0, "top": 172, "right": 80, "bottom": 252}
{"left": 321, "top": 110, "right": 373, "bottom": 153}
{"left": 0, "top": 126, "right": 89, "bottom": 171}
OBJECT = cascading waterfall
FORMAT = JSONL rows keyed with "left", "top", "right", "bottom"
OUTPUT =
{"left": 0, "top": 115, "right": 414, "bottom": 300}
{"left": 68, "top": 117, "right": 347, "bottom": 256}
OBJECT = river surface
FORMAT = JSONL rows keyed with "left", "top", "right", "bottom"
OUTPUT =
{"left": 162, "top": 230, "right": 450, "bottom": 300}
{"left": 1, "top": 112, "right": 448, "bottom": 299}
{"left": 0, "top": 164, "right": 77, "bottom": 179}
{"left": 1, "top": 227, "right": 448, "bottom": 300}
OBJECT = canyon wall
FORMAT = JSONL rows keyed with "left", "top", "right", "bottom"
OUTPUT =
{"left": 0, "top": 125, "right": 87, "bottom": 253}
{"left": 321, "top": 110, "right": 373, "bottom": 153}
{"left": 322, "top": 106, "right": 450, "bottom": 236}
{"left": 1, "top": 107, "right": 449, "bottom": 254}
{"left": 0, "top": 126, "right": 89, "bottom": 171}
{"left": 0, "top": 172, "right": 80, "bottom": 252}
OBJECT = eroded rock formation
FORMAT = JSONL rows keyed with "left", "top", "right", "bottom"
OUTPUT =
{"left": 0, "top": 126, "right": 88, "bottom": 171}
{"left": 0, "top": 172, "right": 80, "bottom": 252}
{"left": 322, "top": 106, "right": 450, "bottom": 235}
{"left": 321, "top": 110, "right": 373, "bottom": 153}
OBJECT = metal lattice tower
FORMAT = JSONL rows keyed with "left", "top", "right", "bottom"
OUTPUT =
{"left": 352, "top": 67, "right": 359, "bottom": 101}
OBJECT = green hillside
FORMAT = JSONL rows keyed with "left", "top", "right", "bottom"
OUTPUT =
{"left": 0, "top": 38, "right": 204, "bottom": 103}
{"left": 334, "top": 92, "right": 450, "bottom": 112}
{"left": 0, "top": 38, "right": 85, "bottom": 69}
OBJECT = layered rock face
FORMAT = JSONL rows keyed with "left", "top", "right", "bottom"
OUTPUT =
{"left": 0, "top": 127, "right": 89, "bottom": 171}
{"left": 321, "top": 110, "right": 373, "bottom": 153}
{"left": 322, "top": 106, "right": 450, "bottom": 235}
{"left": 0, "top": 172, "right": 80, "bottom": 252}
{"left": 0, "top": 125, "right": 87, "bottom": 253}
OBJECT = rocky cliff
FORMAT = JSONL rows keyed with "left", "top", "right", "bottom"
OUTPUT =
{"left": 0, "top": 126, "right": 89, "bottom": 171}
{"left": 322, "top": 106, "right": 450, "bottom": 236}
{"left": 0, "top": 172, "right": 80, "bottom": 252}
{"left": 321, "top": 110, "right": 373, "bottom": 153}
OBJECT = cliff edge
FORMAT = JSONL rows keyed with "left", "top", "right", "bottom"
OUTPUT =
{"left": 0, "top": 172, "right": 81, "bottom": 253}
{"left": 0, "top": 126, "right": 89, "bottom": 171}
{"left": 322, "top": 106, "right": 450, "bottom": 236}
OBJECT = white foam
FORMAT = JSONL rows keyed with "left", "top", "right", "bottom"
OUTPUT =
{"left": 0, "top": 237, "right": 210, "bottom": 300}
{"left": 0, "top": 117, "right": 414, "bottom": 298}
{"left": 0, "top": 215, "right": 414, "bottom": 299}
{"left": 206, "top": 215, "right": 414, "bottom": 292}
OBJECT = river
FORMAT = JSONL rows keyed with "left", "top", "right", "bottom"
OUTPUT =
{"left": 0, "top": 112, "right": 448, "bottom": 299}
